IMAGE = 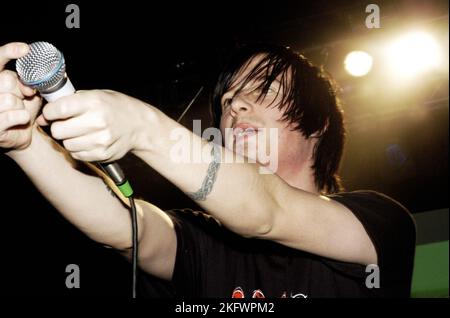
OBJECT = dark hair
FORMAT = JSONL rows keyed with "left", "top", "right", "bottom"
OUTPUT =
{"left": 211, "top": 44, "right": 346, "bottom": 194}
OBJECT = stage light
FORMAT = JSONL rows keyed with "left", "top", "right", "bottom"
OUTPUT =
{"left": 344, "top": 51, "right": 373, "bottom": 77}
{"left": 386, "top": 31, "right": 441, "bottom": 78}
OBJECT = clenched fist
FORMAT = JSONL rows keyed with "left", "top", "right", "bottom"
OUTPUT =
{"left": 40, "top": 89, "right": 151, "bottom": 163}
{"left": 0, "top": 42, "right": 42, "bottom": 151}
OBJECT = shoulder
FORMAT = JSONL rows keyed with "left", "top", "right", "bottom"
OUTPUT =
{"left": 328, "top": 190, "right": 413, "bottom": 220}
{"left": 328, "top": 189, "right": 405, "bottom": 205}
{"left": 328, "top": 190, "right": 416, "bottom": 233}
{"left": 328, "top": 190, "right": 416, "bottom": 268}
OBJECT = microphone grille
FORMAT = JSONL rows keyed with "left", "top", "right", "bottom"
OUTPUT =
{"left": 16, "top": 41, "right": 66, "bottom": 93}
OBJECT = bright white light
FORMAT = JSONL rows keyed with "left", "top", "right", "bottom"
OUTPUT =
{"left": 386, "top": 31, "right": 441, "bottom": 77}
{"left": 344, "top": 51, "right": 373, "bottom": 77}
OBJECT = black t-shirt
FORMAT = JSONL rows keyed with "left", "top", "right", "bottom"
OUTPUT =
{"left": 140, "top": 190, "right": 416, "bottom": 298}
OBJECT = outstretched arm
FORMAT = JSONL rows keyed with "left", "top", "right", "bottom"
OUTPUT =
{"left": 7, "top": 125, "right": 177, "bottom": 280}
{"left": 1, "top": 43, "right": 177, "bottom": 281}
{"left": 131, "top": 107, "right": 377, "bottom": 266}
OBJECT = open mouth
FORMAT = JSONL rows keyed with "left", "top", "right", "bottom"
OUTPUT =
{"left": 233, "top": 124, "right": 259, "bottom": 142}
{"left": 234, "top": 127, "right": 257, "bottom": 138}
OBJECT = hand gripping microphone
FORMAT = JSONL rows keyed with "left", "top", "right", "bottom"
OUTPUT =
{"left": 16, "top": 42, "right": 133, "bottom": 198}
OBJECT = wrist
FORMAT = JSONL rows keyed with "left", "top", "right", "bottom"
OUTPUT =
{"left": 131, "top": 102, "right": 161, "bottom": 154}
{"left": 5, "top": 125, "right": 36, "bottom": 158}
{"left": 5, "top": 125, "right": 44, "bottom": 160}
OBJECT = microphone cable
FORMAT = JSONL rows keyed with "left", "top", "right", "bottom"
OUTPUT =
{"left": 129, "top": 196, "right": 138, "bottom": 298}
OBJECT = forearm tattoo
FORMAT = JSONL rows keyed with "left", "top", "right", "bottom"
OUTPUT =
{"left": 187, "top": 142, "right": 221, "bottom": 201}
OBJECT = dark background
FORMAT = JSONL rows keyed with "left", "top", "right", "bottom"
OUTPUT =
{"left": 0, "top": 0, "right": 448, "bottom": 296}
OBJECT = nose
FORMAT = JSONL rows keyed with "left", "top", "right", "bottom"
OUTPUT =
{"left": 224, "top": 92, "right": 252, "bottom": 116}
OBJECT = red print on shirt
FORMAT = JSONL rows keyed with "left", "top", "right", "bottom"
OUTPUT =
{"left": 231, "top": 287, "right": 307, "bottom": 298}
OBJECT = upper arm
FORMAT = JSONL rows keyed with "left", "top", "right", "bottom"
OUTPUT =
{"left": 260, "top": 186, "right": 378, "bottom": 266}
{"left": 133, "top": 200, "right": 177, "bottom": 281}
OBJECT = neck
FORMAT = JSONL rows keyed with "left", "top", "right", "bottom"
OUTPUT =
{"left": 276, "top": 162, "right": 319, "bottom": 194}
{"left": 275, "top": 137, "right": 320, "bottom": 194}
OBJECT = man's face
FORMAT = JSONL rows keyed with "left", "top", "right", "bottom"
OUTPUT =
{"left": 219, "top": 55, "right": 312, "bottom": 173}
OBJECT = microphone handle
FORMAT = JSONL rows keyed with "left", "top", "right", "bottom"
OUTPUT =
{"left": 42, "top": 77, "right": 134, "bottom": 197}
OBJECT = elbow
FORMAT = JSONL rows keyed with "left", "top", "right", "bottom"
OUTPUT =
{"left": 239, "top": 207, "right": 274, "bottom": 239}
{"left": 253, "top": 220, "right": 273, "bottom": 238}
{"left": 242, "top": 220, "right": 272, "bottom": 240}
{"left": 244, "top": 178, "right": 285, "bottom": 239}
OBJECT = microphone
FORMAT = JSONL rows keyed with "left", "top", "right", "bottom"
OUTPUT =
{"left": 16, "top": 42, "right": 133, "bottom": 198}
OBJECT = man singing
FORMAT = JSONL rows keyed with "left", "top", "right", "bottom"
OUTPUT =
{"left": 0, "top": 42, "right": 416, "bottom": 297}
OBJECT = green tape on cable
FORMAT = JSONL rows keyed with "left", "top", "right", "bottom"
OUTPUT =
{"left": 118, "top": 180, "right": 134, "bottom": 198}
